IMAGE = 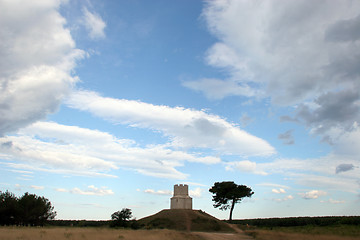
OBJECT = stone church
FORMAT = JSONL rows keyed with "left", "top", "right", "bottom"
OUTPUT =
{"left": 170, "top": 184, "right": 192, "bottom": 209}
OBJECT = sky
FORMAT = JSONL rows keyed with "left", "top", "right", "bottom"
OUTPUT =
{"left": 0, "top": 0, "right": 360, "bottom": 220}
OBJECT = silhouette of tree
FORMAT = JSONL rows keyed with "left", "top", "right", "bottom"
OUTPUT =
{"left": 209, "top": 181, "right": 254, "bottom": 221}
{"left": 0, "top": 190, "right": 56, "bottom": 226}
{"left": 0, "top": 191, "right": 18, "bottom": 225}
{"left": 111, "top": 208, "right": 132, "bottom": 227}
{"left": 18, "top": 192, "right": 56, "bottom": 226}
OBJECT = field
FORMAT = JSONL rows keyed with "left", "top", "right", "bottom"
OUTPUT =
{"left": 0, "top": 227, "right": 205, "bottom": 240}
{"left": 1, "top": 226, "right": 360, "bottom": 240}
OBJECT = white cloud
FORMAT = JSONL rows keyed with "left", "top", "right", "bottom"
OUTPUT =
{"left": 82, "top": 7, "right": 106, "bottom": 39}
{"left": 199, "top": 0, "right": 360, "bottom": 104}
{"left": 189, "top": 187, "right": 203, "bottom": 198}
{"left": 144, "top": 189, "right": 172, "bottom": 196}
{"left": 188, "top": 0, "right": 360, "bottom": 145}
{"left": 0, "top": 121, "right": 224, "bottom": 179}
{"left": 273, "top": 195, "right": 294, "bottom": 202}
{"left": 55, "top": 188, "right": 68, "bottom": 193}
{"left": 299, "top": 190, "right": 327, "bottom": 199}
{"left": 30, "top": 185, "right": 44, "bottom": 190}
{"left": 225, "top": 160, "right": 268, "bottom": 175}
{"left": 71, "top": 185, "right": 114, "bottom": 196}
{"left": 0, "top": 0, "right": 84, "bottom": 135}
{"left": 67, "top": 90, "right": 275, "bottom": 157}
{"left": 272, "top": 188, "right": 286, "bottom": 194}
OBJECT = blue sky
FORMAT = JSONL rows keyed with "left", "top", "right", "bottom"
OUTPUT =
{"left": 1, "top": 0, "right": 360, "bottom": 220}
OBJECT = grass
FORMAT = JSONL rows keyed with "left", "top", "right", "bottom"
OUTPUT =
{"left": 138, "top": 209, "right": 234, "bottom": 232}
{"left": 238, "top": 224, "right": 360, "bottom": 240}
{"left": 0, "top": 227, "right": 204, "bottom": 240}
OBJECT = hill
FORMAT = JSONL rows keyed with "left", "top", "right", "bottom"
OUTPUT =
{"left": 138, "top": 209, "right": 234, "bottom": 232}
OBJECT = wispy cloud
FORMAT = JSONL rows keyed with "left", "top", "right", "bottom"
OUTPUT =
{"left": 55, "top": 185, "right": 114, "bottom": 196}
{"left": 144, "top": 189, "right": 172, "bottom": 196}
{"left": 66, "top": 90, "right": 275, "bottom": 157}
{"left": 278, "top": 130, "right": 295, "bottom": 145}
{"left": 320, "top": 198, "right": 345, "bottom": 204}
{"left": 30, "top": 185, "right": 44, "bottom": 190}
{"left": 272, "top": 195, "right": 294, "bottom": 202}
{"left": 82, "top": 8, "right": 106, "bottom": 39}
{"left": 0, "top": 121, "right": 223, "bottom": 179}
{"left": 299, "top": 190, "right": 327, "bottom": 199}
{"left": 71, "top": 185, "right": 114, "bottom": 196}
{"left": 272, "top": 188, "right": 286, "bottom": 194}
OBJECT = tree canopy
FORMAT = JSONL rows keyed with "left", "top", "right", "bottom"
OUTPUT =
{"left": 209, "top": 181, "right": 254, "bottom": 221}
{"left": 0, "top": 190, "right": 56, "bottom": 226}
{"left": 110, "top": 208, "right": 133, "bottom": 228}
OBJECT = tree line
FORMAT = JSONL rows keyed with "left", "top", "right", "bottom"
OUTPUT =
{"left": 232, "top": 216, "right": 360, "bottom": 227}
{"left": 0, "top": 190, "right": 56, "bottom": 226}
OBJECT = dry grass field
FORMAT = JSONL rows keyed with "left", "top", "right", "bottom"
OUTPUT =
{"left": 243, "top": 229, "right": 360, "bottom": 240}
{"left": 0, "top": 227, "right": 204, "bottom": 240}
{"left": 1, "top": 226, "right": 360, "bottom": 240}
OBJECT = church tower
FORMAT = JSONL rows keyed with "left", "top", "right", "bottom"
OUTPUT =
{"left": 170, "top": 184, "right": 192, "bottom": 209}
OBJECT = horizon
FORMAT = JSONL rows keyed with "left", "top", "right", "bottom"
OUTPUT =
{"left": 1, "top": 0, "right": 359, "bottom": 221}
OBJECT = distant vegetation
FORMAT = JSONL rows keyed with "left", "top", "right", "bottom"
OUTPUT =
{"left": 0, "top": 190, "right": 56, "bottom": 226}
{"left": 232, "top": 216, "right": 360, "bottom": 227}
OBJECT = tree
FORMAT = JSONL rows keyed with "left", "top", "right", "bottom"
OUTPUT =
{"left": 111, "top": 208, "right": 133, "bottom": 227}
{"left": 0, "top": 190, "right": 56, "bottom": 226}
{"left": 18, "top": 192, "right": 56, "bottom": 226}
{"left": 0, "top": 191, "right": 19, "bottom": 225}
{"left": 209, "top": 181, "right": 254, "bottom": 221}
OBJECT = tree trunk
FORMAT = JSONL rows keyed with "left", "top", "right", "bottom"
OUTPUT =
{"left": 229, "top": 199, "right": 236, "bottom": 222}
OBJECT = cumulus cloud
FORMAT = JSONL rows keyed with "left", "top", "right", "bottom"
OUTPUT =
{"left": 66, "top": 90, "right": 275, "bottom": 157}
{"left": 299, "top": 190, "right": 327, "bottom": 199}
{"left": 185, "top": 0, "right": 360, "bottom": 141}
{"left": 0, "top": 0, "right": 84, "bottom": 135}
{"left": 0, "top": 121, "right": 223, "bottom": 179}
{"left": 293, "top": 90, "right": 360, "bottom": 141}
{"left": 82, "top": 7, "right": 106, "bottom": 39}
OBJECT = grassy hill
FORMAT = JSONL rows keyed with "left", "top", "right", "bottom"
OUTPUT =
{"left": 138, "top": 209, "right": 234, "bottom": 232}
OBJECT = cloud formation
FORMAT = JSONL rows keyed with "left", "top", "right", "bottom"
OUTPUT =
{"left": 272, "top": 188, "right": 286, "bottom": 194}
{"left": 184, "top": 0, "right": 360, "bottom": 140}
{"left": 0, "top": 121, "right": 222, "bottom": 179}
{"left": 67, "top": 90, "right": 275, "bottom": 157}
{"left": 335, "top": 163, "right": 356, "bottom": 174}
{"left": 71, "top": 185, "right": 114, "bottom": 196}
{"left": 144, "top": 189, "right": 172, "bottom": 196}
{"left": 82, "top": 7, "right": 106, "bottom": 39}
{"left": 278, "top": 130, "right": 294, "bottom": 145}
{"left": 299, "top": 190, "right": 327, "bottom": 199}
{"left": 0, "top": 0, "right": 84, "bottom": 135}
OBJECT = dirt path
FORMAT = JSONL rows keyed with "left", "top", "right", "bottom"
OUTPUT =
{"left": 192, "top": 223, "right": 253, "bottom": 240}
{"left": 192, "top": 231, "right": 253, "bottom": 240}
